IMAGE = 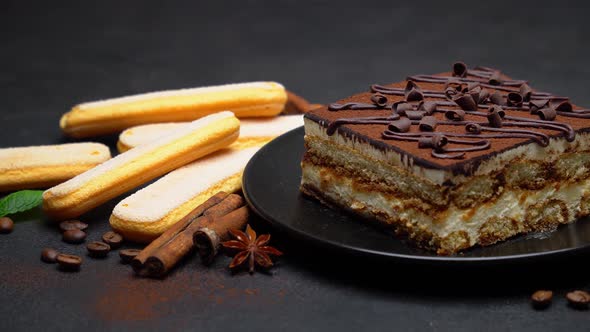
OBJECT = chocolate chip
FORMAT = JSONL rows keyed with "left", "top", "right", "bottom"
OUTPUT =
{"left": 388, "top": 118, "right": 412, "bottom": 133}
{"left": 507, "top": 92, "right": 523, "bottom": 107}
{"left": 62, "top": 229, "right": 87, "bottom": 244}
{"left": 370, "top": 93, "right": 387, "bottom": 107}
{"left": 41, "top": 248, "right": 59, "bottom": 263}
{"left": 419, "top": 116, "right": 437, "bottom": 131}
{"left": 405, "top": 110, "right": 424, "bottom": 120}
{"left": 538, "top": 107, "right": 557, "bottom": 121}
{"left": 488, "top": 70, "right": 503, "bottom": 85}
{"left": 394, "top": 102, "right": 413, "bottom": 115}
{"left": 465, "top": 123, "right": 482, "bottom": 134}
{"left": 418, "top": 136, "right": 434, "bottom": 149}
{"left": 405, "top": 80, "right": 420, "bottom": 93}
{"left": 452, "top": 94, "right": 477, "bottom": 112}
{"left": 119, "top": 249, "right": 142, "bottom": 264}
{"left": 0, "top": 217, "right": 14, "bottom": 234}
{"left": 404, "top": 81, "right": 423, "bottom": 102}
{"left": 431, "top": 134, "right": 448, "bottom": 150}
{"left": 444, "top": 109, "right": 466, "bottom": 121}
{"left": 466, "top": 82, "right": 479, "bottom": 92}
{"left": 519, "top": 84, "right": 533, "bottom": 102}
{"left": 102, "top": 231, "right": 124, "bottom": 249}
{"left": 487, "top": 105, "right": 505, "bottom": 128}
{"left": 406, "top": 89, "right": 423, "bottom": 102}
{"left": 418, "top": 135, "right": 447, "bottom": 150}
{"left": 478, "top": 89, "right": 490, "bottom": 104}
{"left": 59, "top": 220, "right": 88, "bottom": 232}
{"left": 531, "top": 290, "right": 552, "bottom": 309}
{"left": 56, "top": 254, "right": 82, "bottom": 271}
{"left": 418, "top": 101, "right": 437, "bottom": 115}
{"left": 489, "top": 91, "right": 506, "bottom": 106}
{"left": 452, "top": 61, "right": 467, "bottom": 77}
{"left": 550, "top": 100, "right": 573, "bottom": 113}
{"left": 529, "top": 99, "right": 549, "bottom": 114}
{"left": 468, "top": 86, "right": 482, "bottom": 104}
{"left": 566, "top": 290, "right": 590, "bottom": 309}
{"left": 444, "top": 78, "right": 462, "bottom": 91}
{"left": 443, "top": 88, "right": 454, "bottom": 100}
{"left": 87, "top": 241, "right": 111, "bottom": 258}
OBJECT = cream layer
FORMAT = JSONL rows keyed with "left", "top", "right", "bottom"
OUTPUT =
{"left": 301, "top": 162, "right": 589, "bottom": 246}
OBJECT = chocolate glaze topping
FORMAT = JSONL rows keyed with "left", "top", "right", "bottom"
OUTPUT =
{"left": 307, "top": 62, "right": 590, "bottom": 174}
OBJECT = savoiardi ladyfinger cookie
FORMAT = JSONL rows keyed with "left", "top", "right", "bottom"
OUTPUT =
{"left": 110, "top": 147, "right": 260, "bottom": 242}
{"left": 117, "top": 115, "right": 303, "bottom": 152}
{"left": 0, "top": 143, "right": 111, "bottom": 192}
{"left": 61, "top": 82, "right": 287, "bottom": 138}
{"left": 43, "top": 111, "right": 239, "bottom": 219}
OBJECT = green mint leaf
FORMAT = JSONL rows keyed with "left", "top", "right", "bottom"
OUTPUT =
{"left": 0, "top": 190, "right": 44, "bottom": 217}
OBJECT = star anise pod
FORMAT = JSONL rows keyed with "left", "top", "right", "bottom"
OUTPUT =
{"left": 221, "top": 225, "right": 283, "bottom": 274}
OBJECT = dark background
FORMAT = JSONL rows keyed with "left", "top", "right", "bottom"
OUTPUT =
{"left": 2, "top": 1, "right": 590, "bottom": 331}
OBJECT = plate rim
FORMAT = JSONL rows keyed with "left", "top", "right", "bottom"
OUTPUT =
{"left": 243, "top": 126, "right": 590, "bottom": 265}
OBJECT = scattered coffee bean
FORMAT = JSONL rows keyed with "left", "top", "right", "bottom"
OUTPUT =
{"left": 56, "top": 254, "right": 82, "bottom": 271}
{"left": 531, "top": 290, "right": 553, "bottom": 309}
{"left": 102, "top": 231, "right": 123, "bottom": 249}
{"left": 59, "top": 220, "right": 88, "bottom": 232}
{"left": 41, "top": 248, "right": 59, "bottom": 263}
{"left": 62, "top": 229, "right": 87, "bottom": 244}
{"left": 566, "top": 290, "right": 590, "bottom": 309}
{"left": 87, "top": 241, "right": 111, "bottom": 258}
{"left": 0, "top": 217, "right": 14, "bottom": 234}
{"left": 119, "top": 249, "right": 142, "bottom": 264}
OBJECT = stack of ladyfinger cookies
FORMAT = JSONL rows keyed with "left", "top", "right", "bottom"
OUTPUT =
{"left": 1, "top": 81, "right": 315, "bottom": 242}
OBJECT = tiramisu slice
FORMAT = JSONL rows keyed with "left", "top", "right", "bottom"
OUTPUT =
{"left": 300, "top": 62, "right": 590, "bottom": 254}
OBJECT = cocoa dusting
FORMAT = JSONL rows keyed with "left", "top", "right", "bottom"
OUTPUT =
{"left": 93, "top": 267, "right": 286, "bottom": 322}
{"left": 0, "top": 263, "right": 53, "bottom": 291}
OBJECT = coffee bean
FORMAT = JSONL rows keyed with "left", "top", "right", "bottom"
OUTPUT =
{"left": 41, "top": 248, "right": 59, "bottom": 263}
{"left": 87, "top": 241, "right": 111, "bottom": 258}
{"left": 102, "top": 231, "right": 123, "bottom": 249}
{"left": 0, "top": 217, "right": 14, "bottom": 234}
{"left": 531, "top": 290, "right": 552, "bottom": 309}
{"left": 119, "top": 249, "right": 142, "bottom": 264}
{"left": 56, "top": 254, "right": 82, "bottom": 271}
{"left": 566, "top": 290, "right": 590, "bottom": 309}
{"left": 62, "top": 229, "right": 86, "bottom": 244}
{"left": 59, "top": 220, "right": 88, "bottom": 232}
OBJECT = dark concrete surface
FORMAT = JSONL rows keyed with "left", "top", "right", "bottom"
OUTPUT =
{"left": 2, "top": 1, "right": 590, "bottom": 331}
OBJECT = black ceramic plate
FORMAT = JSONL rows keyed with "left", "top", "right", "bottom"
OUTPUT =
{"left": 243, "top": 127, "right": 590, "bottom": 265}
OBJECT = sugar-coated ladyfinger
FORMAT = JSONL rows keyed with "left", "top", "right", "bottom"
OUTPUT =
{"left": 110, "top": 147, "right": 260, "bottom": 242}
{"left": 117, "top": 115, "right": 303, "bottom": 153}
{"left": 43, "top": 111, "right": 240, "bottom": 220}
{"left": 0, "top": 143, "right": 111, "bottom": 192}
{"left": 61, "top": 82, "right": 287, "bottom": 138}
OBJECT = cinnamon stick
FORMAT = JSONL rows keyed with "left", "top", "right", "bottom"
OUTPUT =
{"left": 193, "top": 206, "right": 250, "bottom": 265}
{"left": 131, "top": 191, "right": 228, "bottom": 272}
{"left": 138, "top": 215, "right": 211, "bottom": 278}
{"left": 134, "top": 193, "right": 246, "bottom": 277}
{"left": 203, "top": 194, "right": 244, "bottom": 217}
{"left": 282, "top": 91, "right": 322, "bottom": 114}
{"left": 143, "top": 231, "right": 194, "bottom": 278}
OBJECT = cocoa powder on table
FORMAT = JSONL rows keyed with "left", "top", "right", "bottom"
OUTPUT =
{"left": 93, "top": 267, "right": 286, "bottom": 321}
